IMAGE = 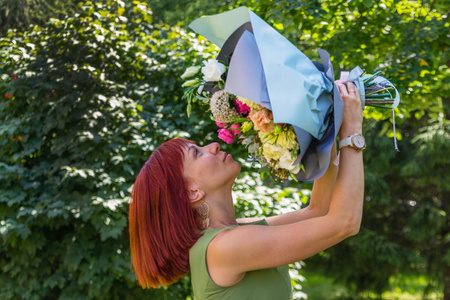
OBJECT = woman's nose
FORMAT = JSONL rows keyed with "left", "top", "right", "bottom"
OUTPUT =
{"left": 206, "top": 142, "right": 220, "bottom": 154}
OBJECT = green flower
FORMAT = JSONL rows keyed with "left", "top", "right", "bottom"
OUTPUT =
{"left": 241, "top": 121, "right": 253, "bottom": 133}
{"left": 182, "top": 79, "right": 198, "bottom": 87}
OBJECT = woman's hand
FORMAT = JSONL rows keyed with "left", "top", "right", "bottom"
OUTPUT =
{"left": 337, "top": 82, "right": 363, "bottom": 138}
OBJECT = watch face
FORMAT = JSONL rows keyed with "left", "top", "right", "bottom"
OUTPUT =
{"left": 352, "top": 135, "right": 366, "bottom": 149}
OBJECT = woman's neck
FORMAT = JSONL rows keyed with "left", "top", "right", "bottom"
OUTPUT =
{"left": 206, "top": 191, "right": 238, "bottom": 229}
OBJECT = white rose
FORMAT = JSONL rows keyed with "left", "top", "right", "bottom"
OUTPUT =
{"left": 201, "top": 59, "right": 226, "bottom": 82}
{"left": 278, "top": 150, "right": 301, "bottom": 174}
{"left": 180, "top": 66, "right": 200, "bottom": 79}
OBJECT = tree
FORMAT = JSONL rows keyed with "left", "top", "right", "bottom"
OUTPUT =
{"left": 0, "top": 1, "right": 308, "bottom": 299}
{"left": 0, "top": 1, "right": 212, "bottom": 298}
{"left": 0, "top": 0, "right": 81, "bottom": 36}
{"left": 2, "top": 0, "right": 449, "bottom": 298}
{"left": 260, "top": 0, "right": 449, "bottom": 297}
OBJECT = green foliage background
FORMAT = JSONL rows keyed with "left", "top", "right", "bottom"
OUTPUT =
{"left": 0, "top": 0, "right": 448, "bottom": 299}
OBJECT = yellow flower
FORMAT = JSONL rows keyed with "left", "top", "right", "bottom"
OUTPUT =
{"left": 262, "top": 144, "right": 284, "bottom": 161}
{"left": 259, "top": 128, "right": 298, "bottom": 150}
{"left": 236, "top": 96, "right": 263, "bottom": 110}
{"left": 277, "top": 128, "right": 298, "bottom": 150}
{"left": 259, "top": 131, "right": 275, "bottom": 144}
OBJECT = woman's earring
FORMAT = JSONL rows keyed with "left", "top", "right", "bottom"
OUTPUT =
{"left": 198, "top": 200, "right": 210, "bottom": 229}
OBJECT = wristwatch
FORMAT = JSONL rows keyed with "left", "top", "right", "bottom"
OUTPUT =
{"left": 339, "top": 134, "right": 366, "bottom": 151}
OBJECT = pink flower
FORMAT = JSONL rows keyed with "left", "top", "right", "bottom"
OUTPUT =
{"left": 248, "top": 109, "right": 274, "bottom": 133}
{"left": 215, "top": 121, "right": 227, "bottom": 128}
{"left": 235, "top": 98, "right": 251, "bottom": 114}
{"left": 230, "top": 123, "right": 241, "bottom": 135}
{"left": 217, "top": 129, "right": 235, "bottom": 144}
{"left": 11, "top": 74, "right": 18, "bottom": 80}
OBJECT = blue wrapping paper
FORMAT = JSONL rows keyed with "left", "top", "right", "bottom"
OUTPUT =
{"left": 188, "top": 7, "right": 355, "bottom": 181}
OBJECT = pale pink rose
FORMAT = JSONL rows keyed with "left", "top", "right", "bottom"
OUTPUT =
{"left": 230, "top": 123, "right": 241, "bottom": 135}
{"left": 248, "top": 109, "right": 274, "bottom": 133}
{"left": 234, "top": 98, "right": 251, "bottom": 114}
{"left": 215, "top": 121, "right": 227, "bottom": 128}
{"left": 217, "top": 129, "right": 235, "bottom": 144}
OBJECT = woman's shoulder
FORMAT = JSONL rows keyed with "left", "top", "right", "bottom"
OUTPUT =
{"left": 237, "top": 218, "right": 268, "bottom": 226}
{"left": 191, "top": 225, "right": 238, "bottom": 253}
{"left": 191, "top": 219, "right": 268, "bottom": 260}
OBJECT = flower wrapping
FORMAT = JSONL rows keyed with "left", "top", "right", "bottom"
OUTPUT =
{"left": 186, "top": 7, "right": 400, "bottom": 181}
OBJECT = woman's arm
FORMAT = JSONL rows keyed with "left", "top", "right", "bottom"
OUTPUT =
{"left": 208, "top": 82, "right": 364, "bottom": 287}
{"left": 237, "top": 141, "right": 338, "bottom": 226}
{"left": 309, "top": 140, "right": 338, "bottom": 215}
{"left": 259, "top": 140, "right": 338, "bottom": 226}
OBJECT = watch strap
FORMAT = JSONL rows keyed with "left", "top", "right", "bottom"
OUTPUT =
{"left": 339, "top": 134, "right": 366, "bottom": 150}
{"left": 338, "top": 136, "right": 352, "bottom": 149}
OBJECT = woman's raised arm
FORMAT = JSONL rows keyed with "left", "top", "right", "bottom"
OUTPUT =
{"left": 207, "top": 82, "right": 364, "bottom": 287}
{"left": 262, "top": 140, "right": 338, "bottom": 226}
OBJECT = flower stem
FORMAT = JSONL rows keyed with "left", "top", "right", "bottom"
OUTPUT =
{"left": 365, "top": 86, "right": 394, "bottom": 96}
{"left": 366, "top": 93, "right": 392, "bottom": 98}
{"left": 363, "top": 71, "right": 382, "bottom": 84}
{"left": 366, "top": 101, "right": 394, "bottom": 107}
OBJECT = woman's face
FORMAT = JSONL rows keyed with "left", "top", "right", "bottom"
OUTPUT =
{"left": 182, "top": 142, "right": 241, "bottom": 193}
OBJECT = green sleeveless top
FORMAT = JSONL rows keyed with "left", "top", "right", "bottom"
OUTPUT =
{"left": 189, "top": 219, "right": 293, "bottom": 300}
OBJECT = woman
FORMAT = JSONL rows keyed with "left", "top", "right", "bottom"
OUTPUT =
{"left": 129, "top": 82, "right": 364, "bottom": 299}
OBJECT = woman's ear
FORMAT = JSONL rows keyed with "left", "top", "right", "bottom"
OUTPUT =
{"left": 187, "top": 188, "right": 205, "bottom": 204}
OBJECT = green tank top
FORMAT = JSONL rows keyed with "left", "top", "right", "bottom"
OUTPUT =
{"left": 189, "top": 219, "right": 293, "bottom": 300}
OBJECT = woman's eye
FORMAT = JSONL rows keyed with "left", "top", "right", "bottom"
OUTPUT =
{"left": 195, "top": 149, "right": 199, "bottom": 156}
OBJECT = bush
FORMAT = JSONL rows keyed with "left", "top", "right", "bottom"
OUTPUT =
{"left": 0, "top": 1, "right": 215, "bottom": 298}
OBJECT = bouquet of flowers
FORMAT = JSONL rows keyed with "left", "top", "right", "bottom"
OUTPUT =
{"left": 181, "top": 7, "right": 400, "bottom": 181}
{"left": 182, "top": 59, "right": 304, "bottom": 179}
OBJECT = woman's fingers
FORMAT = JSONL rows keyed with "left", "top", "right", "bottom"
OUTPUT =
{"left": 336, "top": 81, "right": 363, "bottom": 137}
{"left": 337, "top": 82, "right": 349, "bottom": 98}
{"left": 345, "top": 82, "right": 356, "bottom": 94}
{"left": 337, "top": 82, "right": 358, "bottom": 99}
{"left": 337, "top": 81, "right": 361, "bottom": 103}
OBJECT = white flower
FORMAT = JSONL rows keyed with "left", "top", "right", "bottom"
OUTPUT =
{"left": 180, "top": 66, "right": 200, "bottom": 79}
{"left": 210, "top": 90, "right": 241, "bottom": 122}
{"left": 201, "top": 59, "right": 226, "bottom": 82}
{"left": 278, "top": 150, "right": 300, "bottom": 174}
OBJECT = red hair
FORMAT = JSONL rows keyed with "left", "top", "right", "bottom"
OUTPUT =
{"left": 129, "top": 138, "right": 202, "bottom": 288}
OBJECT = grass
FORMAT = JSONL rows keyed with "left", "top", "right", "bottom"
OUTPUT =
{"left": 300, "top": 268, "right": 443, "bottom": 300}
